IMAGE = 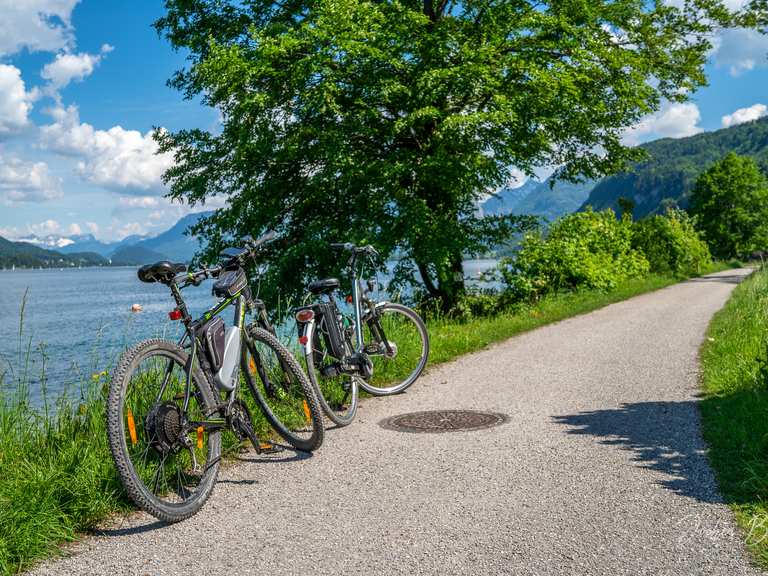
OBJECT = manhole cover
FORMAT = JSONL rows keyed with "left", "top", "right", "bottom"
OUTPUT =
{"left": 379, "top": 410, "right": 508, "bottom": 433}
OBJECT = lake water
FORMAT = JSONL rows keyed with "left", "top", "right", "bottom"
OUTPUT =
{"left": 0, "top": 260, "right": 499, "bottom": 403}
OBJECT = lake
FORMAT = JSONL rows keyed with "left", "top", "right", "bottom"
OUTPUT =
{"left": 0, "top": 260, "right": 499, "bottom": 403}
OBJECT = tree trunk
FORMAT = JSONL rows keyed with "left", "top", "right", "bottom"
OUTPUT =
{"left": 416, "top": 252, "right": 466, "bottom": 313}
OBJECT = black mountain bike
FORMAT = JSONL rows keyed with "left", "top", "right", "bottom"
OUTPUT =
{"left": 106, "top": 233, "right": 324, "bottom": 522}
{"left": 295, "top": 243, "right": 430, "bottom": 426}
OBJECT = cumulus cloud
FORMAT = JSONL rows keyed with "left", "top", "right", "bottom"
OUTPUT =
{"left": 623, "top": 102, "right": 703, "bottom": 145}
{"left": 722, "top": 103, "right": 768, "bottom": 128}
{"left": 712, "top": 28, "right": 768, "bottom": 76}
{"left": 41, "top": 44, "right": 113, "bottom": 91}
{"left": 0, "top": 155, "right": 63, "bottom": 204}
{"left": 0, "top": 1, "right": 80, "bottom": 57}
{"left": 0, "top": 65, "right": 36, "bottom": 135}
{"left": 40, "top": 105, "right": 174, "bottom": 192}
{"left": 118, "top": 196, "right": 160, "bottom": 208}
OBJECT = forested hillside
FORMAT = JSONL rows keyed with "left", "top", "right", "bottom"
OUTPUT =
{"left": 582, "top": 117, "right": 768, "bottom": 218}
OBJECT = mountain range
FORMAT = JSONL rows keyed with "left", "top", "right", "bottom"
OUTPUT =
{"left": 481, "top": 116, "right": 768, "bottom": 222}
{"left": 1, "top": 211, "right": 211, "bottom": 269}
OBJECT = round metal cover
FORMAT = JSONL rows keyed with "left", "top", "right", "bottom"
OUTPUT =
{"left": 380, "top": 410, "right": 508, "bottom": 434}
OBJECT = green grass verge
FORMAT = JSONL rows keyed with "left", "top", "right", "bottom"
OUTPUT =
{"left": 0, "top": 263, "right": 732, "bottom": 575}
{"left": 700, "top": 265, "right": 768, "bottom": 566}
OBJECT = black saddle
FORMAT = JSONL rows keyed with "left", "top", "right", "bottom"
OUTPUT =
{"left": 138, "top": 261, "right": 187, "bottom": 284}
{"left": 308, "top": 278, "right": 340, "bottom": 294}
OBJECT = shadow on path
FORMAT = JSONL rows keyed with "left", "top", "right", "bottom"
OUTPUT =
{"left": 92, "top": 520, "right": 167, "bottom": 538}
{"left": 553, "top": 400, "right": 722, "bottom": 503}
{"left": 685, "top": 274, "right": 747, "bottom": 285}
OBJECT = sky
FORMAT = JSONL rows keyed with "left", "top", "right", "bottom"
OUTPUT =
{"left": 0, "top": 1, "right": 767, "bottom": 242}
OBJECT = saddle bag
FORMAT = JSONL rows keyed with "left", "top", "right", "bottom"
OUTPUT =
{"left": 200, "top": 316, "right": 226, "bottom": 372}
{"left": 213, "top": 268, "right": 247, "bottom": 298}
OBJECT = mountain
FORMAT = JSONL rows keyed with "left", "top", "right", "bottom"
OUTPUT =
{"left": 15, "top": 234, "right": 77, "bottom": 250}
{"left": 0, "top": 237, "right": 107, "bottom": 268}
{"left": 481, "top": 178, "right": 595, "bottom": 221}
{"left": 132, "top": 211, "right": 211, "bottom": 262}
{"left": 481, "top": 179, "right": 540, "bottom": 216}
{"left": 514, "top": 178, "right": 595, "bottom": 221}
{"left": 581, "top": 116, "right": 768, "bottom": 218}
{"left": 109, "top": 245, "right": 169, "bottom": 266}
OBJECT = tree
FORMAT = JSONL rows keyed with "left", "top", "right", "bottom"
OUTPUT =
{"left": 155, "top": 0, "right": 739, "bottom": 310}
{"left": 689, "top": 152, "right": 768, "bottom": 259}
{"left": 617, "top": 197, "right": 636, "bottom": 220}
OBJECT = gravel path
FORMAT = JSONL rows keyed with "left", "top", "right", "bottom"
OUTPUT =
{"left": 30, "top": 268, "right": 761, "bottom": 576}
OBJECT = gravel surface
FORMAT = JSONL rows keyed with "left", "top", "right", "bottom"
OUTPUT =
{"left": 29, "top": 268, "right": 761, "bottom": 576}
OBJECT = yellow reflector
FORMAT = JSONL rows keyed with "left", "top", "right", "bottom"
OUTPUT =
{"left": 302, "top": 400, "right": 311, "bottom": 423}
{"left": 197, "top": 426, "right": 204, "bottom": 449}
{"left": 260, "top": 443, "right": 274, "bottom": 450}
{"left": 127, "top": 409, "right": 138, "bottom": 445}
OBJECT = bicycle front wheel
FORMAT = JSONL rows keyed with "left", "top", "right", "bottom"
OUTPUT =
{"left": 106, "top": 339, "right": 222, "bottom": 523}
{"left": 359, "top": 303, "right": 430, "bottom": 396}
{"left": 242, "top": 325, "right": 324, "bottom": 452}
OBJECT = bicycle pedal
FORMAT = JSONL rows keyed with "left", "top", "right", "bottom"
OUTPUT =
{"left": 258, "top": 442, "right": 284, "bottom": 455}
{"left": 363, "top": 344, "right": 381, "bottom": 355}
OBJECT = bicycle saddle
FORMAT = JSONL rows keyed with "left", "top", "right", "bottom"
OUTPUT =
{"left": 138, "top": 261, "right": 187, "bottom": 284}
{"left": 308, "top": 278, "right": 340, "bottom": 294}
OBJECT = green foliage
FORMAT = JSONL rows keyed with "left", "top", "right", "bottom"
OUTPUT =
{"left": 689, "top": 152, "right": 768, "bottom": 259}
{"left": 699, "top": 266, "right": 768, "bottom": 566}
{"left": 499, "top": 209, "right": 649, "bottom": 301}
{"left": 631, "top": 209, "right": 712, "bottom": 276}
{"left": 583, "top": 116, "right": 768, "bottom": 218}
{"left": 154, "top": 0, "right": 734, "bottom": 310}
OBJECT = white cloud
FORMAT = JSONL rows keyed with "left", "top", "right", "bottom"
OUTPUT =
{"left": 712, "top": 28, "right": 768, "bottom": 76}
{"left": 0, "top": 65, "right": 36, "bottom": 135}
{"left": 722, "top": 103, "right": 768, "bottom": 128}
{"left": 40, "top": 105, "right": 174, "bottom": 192}
{"left": 0, "top": 155, "right": 63, "bottom": 204}
{"left": 0, "top": 1, "right": 80, "bottom": 57}
{"left": 624, "top": 102, "right": 703, "bottom": 145}
{"left": 67, "top": 222, "right": 81, "bottom": 235}
{"left": 41, "top": 44, "right": 113, "bottom": 91}
{"left": 118, "top": 196, "right": 160, "bottom": 208}
{"left": 85, "top": 221, "right": 99, "bottom": 235}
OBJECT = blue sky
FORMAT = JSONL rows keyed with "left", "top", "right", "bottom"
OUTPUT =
{"left": 0, "top": 1, "right": 767, "bottom": 241}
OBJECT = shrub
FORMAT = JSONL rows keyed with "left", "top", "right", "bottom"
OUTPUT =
{"left": 632, "top": 209, "right": 711, "bottom": 277}
{"left": 499, "top": 208, "right": 649, "bottom": 302}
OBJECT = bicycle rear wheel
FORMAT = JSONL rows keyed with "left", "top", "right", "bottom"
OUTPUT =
{"left": 242, "top": 325, "right": 324, "bottom": 451}
{"left": 302, "top": 319, "right": 359, "bottom": 427}
{"left": 358, "top": 303, "right": 430, "bottom": 396}
{"left": 106, "top": 339, "right": 222, "bottom": 523}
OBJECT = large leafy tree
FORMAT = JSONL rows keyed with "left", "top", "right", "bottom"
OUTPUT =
{"left": 155, "top": 0, "right": 741, "bottom": 310}
{"left": 689, "top": 152, "right": 768, "bottom": 259}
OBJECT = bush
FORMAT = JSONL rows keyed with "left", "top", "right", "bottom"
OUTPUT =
{"left": 499, "top": 208, "right": 649, "bottom": 302}
{"left": 631, "top": 209, "right": 712, "bottom": 277}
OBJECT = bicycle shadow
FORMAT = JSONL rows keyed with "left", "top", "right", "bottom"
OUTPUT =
{"left": 91, "top": 519, "right": 167, "bottom": 537}
{"left": 552, "top": 400, "right": 723, "bottom": 503}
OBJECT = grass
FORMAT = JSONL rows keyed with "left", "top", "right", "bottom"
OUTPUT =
{"left": 0, "top": 261, "right": 734, "bottom": 575}
{"left": 699, "top": 265, "right": 768, "bottom": 566}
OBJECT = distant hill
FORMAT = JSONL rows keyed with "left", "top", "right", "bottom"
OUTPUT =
{"left": 481, "top": 178, "right": 595, "bottom": 221}
{"left": 581, "top": 116, "right": 768, "bottom": 218}
{"left": 109, "top": 245, "right": 169, "bottom": 266}
{"left": 133, "top": 211, "right": 211, "bottom": 262}
{"left": 0, "top": 237, "right": 107, "bottom": 268}
{"left": 481, "top": 179, "right": 539, "bottom": 216}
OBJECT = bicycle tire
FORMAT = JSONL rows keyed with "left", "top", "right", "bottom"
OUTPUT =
{"left": 106, "top": 339, "right": 222, "bottom": 523}
{"left": 302, "top": 320, "right": 359, "bottom": 427}
{"left": 242, "top": 325, "right": 324, "bottom": 451}
{"left": 358, "top": 302, "right": 430, "bottom": 396}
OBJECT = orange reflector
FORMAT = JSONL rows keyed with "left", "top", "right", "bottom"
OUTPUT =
{"left": 127, "top": 409, "right": 138, "bottom": 445}
{"left": 260, "top": 443, "right": 274, "bottom": 450}
{"left": 249, "top": 357, "right": 256, "bottom": 373}
{"left": 302, "top": 400, "right": 311, "bottom": 423}
{"left": 197, "top": 426, "right": 204, "bottom": 449}
{"left": 345, "top": 295, "right": 353, "bottom": 303}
